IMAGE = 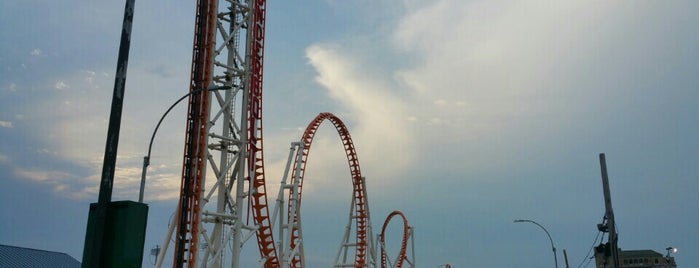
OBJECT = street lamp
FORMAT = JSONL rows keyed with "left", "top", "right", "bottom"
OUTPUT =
{"left": 136, "top": 85, "right": 232, "bottom": 267}
{"left": 514, "top": 219, "right": 559, "bottom": 268}
{"left": 137, "top": 85, "right": 230, "bottom": 202}
{"left": 665, "top": 247, "right": 677, "bottom": 258}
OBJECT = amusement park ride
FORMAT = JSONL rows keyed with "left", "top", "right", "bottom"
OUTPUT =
{"left": 144, "top": 0, "right": 418, "bottom": 267}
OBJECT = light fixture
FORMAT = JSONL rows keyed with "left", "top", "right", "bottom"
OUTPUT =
{"left": 665, "top": 247, "right": 677, "bottom": 258}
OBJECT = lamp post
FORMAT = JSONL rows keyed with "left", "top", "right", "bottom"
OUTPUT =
{"left": 514, "top": 219, "right": 559, "bottom": 268}
{"left": 137, "top": 85, "right": 230, "bottom": 267}
{"left": 137, "top": 85, "right": 230, "bottom": 202}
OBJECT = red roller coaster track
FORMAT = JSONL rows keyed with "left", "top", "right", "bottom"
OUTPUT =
{"left": 287, "top": 112, "right": 369, "bottom": 267}
{"left": 244, "top": 0, "right": 281, "bottom": 267}
{"left": 173, "top": 0, "right": 217, "bottom": 266}
{"left": 380, "top": 211, "right": 410, "bottom": 268}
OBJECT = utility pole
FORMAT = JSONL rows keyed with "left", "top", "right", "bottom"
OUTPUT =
{"left": 598, "top": 153, "right": 620, "bottom": 268}
{"left": 84, "top": 1, "right": 135, "bottom": 267}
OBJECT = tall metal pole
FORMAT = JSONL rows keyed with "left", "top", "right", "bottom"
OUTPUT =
{"left": 88, "top": 0, "right": 135, "bottom": 267}
{"left": 599, "top": 153, "right": 620, "bottom": 268}
{"left": 514, "top": 219, "right": 559, "bottom": 268}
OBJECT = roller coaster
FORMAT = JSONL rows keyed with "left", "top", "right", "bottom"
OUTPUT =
{"left": 152, "top": 0, "right": 417, "bottom": 267}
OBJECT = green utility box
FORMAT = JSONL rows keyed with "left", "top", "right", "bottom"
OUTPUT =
{"left": 82, "top": 200, "right": 148, "bottom": 268}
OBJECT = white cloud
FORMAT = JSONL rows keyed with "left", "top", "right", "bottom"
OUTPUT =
{"left": 30, "top": 48, "right": 43, "bottom": 57}
{"left": 8, "top": 151, "right": 178, "bottom": 201}
{"left": 0, "top": 121, "right": 13, "bottom": 128}
{"left": 54, "top": 80, "right": 70, "bottom": 89}
{"left": 306, "top": 45, "right": 416, "bottom": 186}
{"left": 82, "top": 70, "right": 97, "bottom": 85}
{"left": 8, "top": 83, "right": 17, "bottom": 91}
{"left": 300, "top": 0, "right": 656, "bottom": 182}
{"left": 16, "top": 60, "right": 194, "bottom": 201}
{"left": 15, "top": 169, "right": 74, "bottom": 183}
{"left": 37, "top": 148, "right": 58, "bottom": 156}
{"left": 384, "top": 0, "right": 630, "bottom": 146}
{"left": 434, "top": 99, "right": 448, "bottom": 106}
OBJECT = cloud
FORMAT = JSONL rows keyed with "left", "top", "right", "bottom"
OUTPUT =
{"left": 301, "top": 0, "right": 693, "bottom": 184}
{"left": 82, "top": 70, "right": 97, "bottom": 85}
{"left": 14, "top": 169, "right": 65, "bottom": 182}
{"left": 11, "top": 59, "right": 195, "bottom": 201}
{"left": 305, "top": 44, "right": 416, "bottom": 187}
{"left": 392, "top": 0, "right": 578, "bottom": 137}
{"left": 6, "top": 150, "right": 176, "bottom": 201}
{"left": 2, "top": 66, "right": 143, "bottom": 200}
{"left": 0, "top": 2, "right": 197, "bottom": 203}
{"left": 110, "top": 154, "right": 182, "bottom": 201}
{"left": 433, "top": 99, "right": 448, "bottom": 106}
{"left": 30, "top": 48, "right": 43, "bottom": 57}
{"left": 54, "top": 80, "right": 70, "bottom": 89}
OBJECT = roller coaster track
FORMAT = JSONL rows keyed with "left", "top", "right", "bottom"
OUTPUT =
{"left": 283, "top": 112, "right": 371, "bottom": 267}
{"left": 173, "top": 0, "right": 217, "bottom": 266}
{"left": 244, "top": 0, "right": 279, "bottom": 266}
{"left": 379, "top": 211, "right": 413, "bottom": 268}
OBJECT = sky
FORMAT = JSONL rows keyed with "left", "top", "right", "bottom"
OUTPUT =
{"left": 1, "top": 0, "right": 698, "bottom": 267}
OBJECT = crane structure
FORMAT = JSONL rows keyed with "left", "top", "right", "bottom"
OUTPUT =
{"left": 154, "top": 1, "right": 414, "bottom": 267}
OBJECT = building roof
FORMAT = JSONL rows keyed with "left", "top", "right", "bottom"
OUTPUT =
{"left": 0, "top": 244, "right": 80, "bottom": 268}
{"left": 619, "top": 249, "right": 664, "bottom": 258}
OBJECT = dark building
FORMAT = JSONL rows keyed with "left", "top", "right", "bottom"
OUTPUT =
{"left": 0, "top": 244, "right": 80, "bottom": 268}
{"left": 594, "top": 245, "right": 677, "bottom": 268}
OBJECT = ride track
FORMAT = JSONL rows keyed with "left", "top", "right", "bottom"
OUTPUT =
{"left": 287, "top": 113, "right": 369, "bottom": 267}
{"left": 380, "top": 211, "right": 411, "bottom": 268}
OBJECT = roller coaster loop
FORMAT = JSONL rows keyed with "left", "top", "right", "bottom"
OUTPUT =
{"left": 380, "top": 211, "right": 410, "bottom": 268}
{"left": 287, "top": 112, "right": 370, "bottom": 267}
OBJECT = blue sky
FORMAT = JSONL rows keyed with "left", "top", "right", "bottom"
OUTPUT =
{"left": 1, "top": 0, "right": 698, "bottom": 267}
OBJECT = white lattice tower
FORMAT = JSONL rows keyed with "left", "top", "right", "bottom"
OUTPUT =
{"left": 155, "top": 0, "right": 277, "bottom": 267}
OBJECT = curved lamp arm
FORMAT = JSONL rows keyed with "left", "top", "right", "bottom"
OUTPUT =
{"left": 515, "top": 219, "right": 559, "bottom": 268}
{"left": 137, "top": 85, "right": 230, "bottom": 202}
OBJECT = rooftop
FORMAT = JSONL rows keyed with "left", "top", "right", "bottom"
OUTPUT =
{"left": 0, "top": 244, "right": 80, "bottom": 268}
